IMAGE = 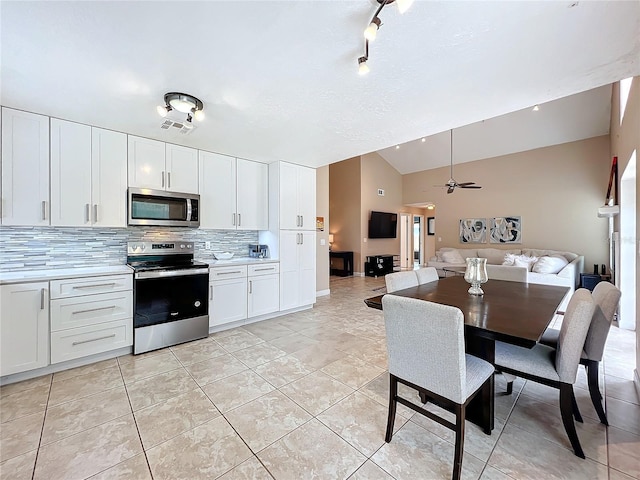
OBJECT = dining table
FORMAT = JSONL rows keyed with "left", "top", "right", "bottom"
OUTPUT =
{"left": 364, "top": 275, "right": 570, "bottom": 432}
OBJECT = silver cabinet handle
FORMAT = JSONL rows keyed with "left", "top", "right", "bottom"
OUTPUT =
{"left": 85, "top": 203, "right": 90, "bottom": 223}
{"left": 297, "top": 215, "right": 301, "bottom": 227}
{"left": 249, "top": 280, "right": 252, "bottom": 294}
{"left": 232, "top": 213, "right": 236, "bottom": 226}
{"left": 72, "top": 334, "right": 116, "bottom": 346}
{"left": 167, "top": 172, "right": 171, "bottom": 188}
{"left": 253, "top": 267, "right": 274, "bottom": 272}
{"left": 210, "top": 285, "right": 213, "bottom": 300}
{"left": 72, "top": 282, "right": 117, "bottom": 289}
{"left": 216, "top": 270, "right": 243, "bottom": 275}
{"left": 300, "top": 215, "right": 303, "bottom": 227}
{"left": 40, "top": 288, "right": 46, "bottom": 310}
{"left": 300, "top": 233, "right": 304, "bottom": 245}
{"left": 71, "top": 305, "right": 115, "bottom": 315}
{"left": 161, "top": 171, "right": 165, "bottom": 188}
{"left": 42, "top": 201, "right": 47, "bottom": 220}
{"left": 238, "top": 213, "right": 241, "bottom": 226}
{"left": 93, "top": 204, "right": 98, "bottom": 223}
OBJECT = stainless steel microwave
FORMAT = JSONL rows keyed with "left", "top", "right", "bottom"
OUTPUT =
{"left": 128, "top": 188, "right": 200, "bottom": 227}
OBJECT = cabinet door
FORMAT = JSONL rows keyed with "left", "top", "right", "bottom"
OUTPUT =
{"left": 199, "top": 151, "right": 236, "bottom": 229}
{"left": 297, "top": 166, "right": 316, "bottom": 230}
{"left": 50, "top": 119, "right": 92, "bottom": 226}
{"left": 298, "top": 231, "right": 316, "bottom": 306}
{"left": 127, "top": 136, "right": 165, "bottom": 189}
{"left": 279, "top": 162, "right": 299, "bottom": 229}
{"left": 209, "top": 278, "right": 247, "bottom": 327}
{"left": 236, "top": 159, "right": 268, "bottom": 230}
{"left": 1, "top": 108, "right": 50, "bottom": 226}
{"left": 0, "top": 282, "right": 49, "bottom": 376}
{"left": 279, "top": 230, "right": 300, "bottom": 310}
{"left": 248, "top": 273, "right": 279, "bottom": 317}
{"left": 166, "top": 144, "right": 198, "bottom": 194}
{"left": 92, "top": 128, "right": 127, "bottom": 227}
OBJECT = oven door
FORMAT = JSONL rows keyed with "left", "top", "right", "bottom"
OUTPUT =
{"left": 133, "top": 269, "right": 209, "bottom": 329}
{"left": 128, "top": 187, "right": 199, "bottom": 227}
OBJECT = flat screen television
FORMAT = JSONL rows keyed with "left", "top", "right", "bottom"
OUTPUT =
{"left": 368, "top": 211, "right": 397, "bottom": 238}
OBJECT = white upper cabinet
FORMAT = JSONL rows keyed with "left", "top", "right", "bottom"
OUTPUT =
{"left": 50, "top": 119, "right": 92, "bottom": 226}
{"left": 91, "top": 128, "right": 127, "bottom": 227}
{"left": 127, "top": 136, "right": 166, "bottom": 190}
{"left": 165, "top": 143, "right": 199, "bottom": 194}
{"left": 1, "top": 108, "right": 50, "bottom": 226}
{"left": 199, "top": 152, "right": 268, "bottom": 230}
{"left": 128, "top": 136, "right": 198, "bottom": 194}
{"left": 278, "top": 162, "right": 316, "bottom": 230}
{"left": 50, "top": 121, "right": 127, "bottom": 227}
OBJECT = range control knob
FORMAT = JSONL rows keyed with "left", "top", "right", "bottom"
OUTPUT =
{"left": 180, "top": 244, "right": 185, "bottom": 249}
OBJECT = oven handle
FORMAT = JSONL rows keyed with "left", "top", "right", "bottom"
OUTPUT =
{"left": 135, "top": 268, "right": 210, "bottom": 279}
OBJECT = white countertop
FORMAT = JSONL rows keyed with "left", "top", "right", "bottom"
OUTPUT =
{"left": 0, "top": 265, "right": 134, "bottom": 285}
{"left": 207, "top": 258, "right": 278, "bottom": 267}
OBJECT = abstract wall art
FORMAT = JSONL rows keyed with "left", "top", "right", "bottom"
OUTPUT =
{"left": 490, "top": 216, "right": 522, "bottom": 243}
{"left": 459, "top": 218, "right": 487, "bottom": 243}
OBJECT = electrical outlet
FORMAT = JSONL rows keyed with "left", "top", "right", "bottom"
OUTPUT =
{"left": 205, "top": 241, "right": 211, "bottom": 249}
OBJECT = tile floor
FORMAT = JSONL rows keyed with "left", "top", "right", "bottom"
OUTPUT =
{"left": 1, "top": 275, "right": 638, "bottom": 479}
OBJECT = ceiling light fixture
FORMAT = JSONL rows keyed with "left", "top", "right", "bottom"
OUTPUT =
{"left": 421, "top": 138, "right": 426, "bottom": 142}
{"left": 532, "top": 104, "right": 540, "bottom": 111}
{"left": 357, "top": 0, "right": 415, "bottom": 74}
{"left": 157, "top": 92, "right": 205, "bottom": 122}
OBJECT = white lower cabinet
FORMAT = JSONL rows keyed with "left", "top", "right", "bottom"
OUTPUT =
{"left": 248, "top": 271, "right": 279, "bottom": 317}
{"left": 209, "top": 265, "right": 248, "bottom": 328}
{"left": 0, "top": 282, "right": 49, "bottom": 376}
{"left": 49, "top": 274, "right": 133, "bottom": 364}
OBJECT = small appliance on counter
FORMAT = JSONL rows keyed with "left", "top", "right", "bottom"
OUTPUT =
{"left": 249, "top": 244, "right": 269, "bottom": 259}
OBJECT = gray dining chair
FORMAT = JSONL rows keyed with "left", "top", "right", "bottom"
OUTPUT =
{"left": 382, "top": 294, "right": 494, "bottom": 480}
{"left": 495, "top": 288, "right": 596, "bottom": 458}
{"left": 416, "top": 266, "right": 439, "bottom": 284}
{"left": 385, "top": 270, "right": 419, "bottom": 293}
{"left": 537, "top": 281, "right": 620, "bottom": 425}
{"left": 486, "top": 265, "right": 528, "bottom": 282}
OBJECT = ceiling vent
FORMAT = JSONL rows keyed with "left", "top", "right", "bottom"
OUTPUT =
{"left": 160, "top": 110, "right": 197, "bottom": 135}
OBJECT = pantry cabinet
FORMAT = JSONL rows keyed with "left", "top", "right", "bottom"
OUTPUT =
{"left": 199, "top": 152, "right": 268, "bottom": 230}
{"left": 0, "top": 282, "right": 50, "bottom": 376}
{"left": 1, "top": 108, "right": 50, "bottom": 226}
{"left": 279, "top": 230, "right": 316, "bottom": 311}
{"left": 279, "top": 162, "right": 316, "bottom": 230}
{"left": 128, "top": 136, "right": 198, "bottom": 194}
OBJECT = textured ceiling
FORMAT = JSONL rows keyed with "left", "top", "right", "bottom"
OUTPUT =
{"left": 1, "top": 1, "right": 639, "bottom": 170}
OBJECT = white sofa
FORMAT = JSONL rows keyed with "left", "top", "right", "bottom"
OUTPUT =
{"left": 427, "top": 247, "right": 584, "bottom": 310}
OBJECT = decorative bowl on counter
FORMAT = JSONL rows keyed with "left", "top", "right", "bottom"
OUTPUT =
{"left": 213, "top": 252, "right": 234, "bottom": 260}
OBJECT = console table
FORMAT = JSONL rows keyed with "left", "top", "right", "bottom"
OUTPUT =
{"left": 330, "top": 251, "right": 354, "bottom": 277}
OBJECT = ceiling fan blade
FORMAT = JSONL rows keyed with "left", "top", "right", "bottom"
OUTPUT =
{"left": 457, "top": 182, "right": 476, "bottom": 186}
{"left": 459, "top": 184, "right": 482, "bottom": 189}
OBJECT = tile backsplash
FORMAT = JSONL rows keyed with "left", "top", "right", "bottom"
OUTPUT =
{"left": 0, "top": 226, "right": 259, "bottom": 271}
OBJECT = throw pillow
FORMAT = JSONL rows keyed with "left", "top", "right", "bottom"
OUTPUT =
{"left": 441, "top": 250, "right": 465, "bottom": 264}
{"left": 503, "top": 253, "right": 517, "bottom": 265}
{"left": 532, "top": 255, "right": 569, "bottom": 274}
{"left": 514, "top": 254, "right": 538, "bottom": 271}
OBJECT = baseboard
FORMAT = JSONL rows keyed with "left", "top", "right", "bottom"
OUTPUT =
{"left": 354, "top": 271, "right": 364, "bottom": 277}
{"left": 634, "top": 369, "right": 640, "bottom": 400}
{"left": 316, "top": 289, "right": 330, "bottom": 297}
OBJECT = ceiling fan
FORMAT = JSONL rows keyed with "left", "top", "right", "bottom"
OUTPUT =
{"left": 438, "top": 129, "right": 482, "bottom": 194}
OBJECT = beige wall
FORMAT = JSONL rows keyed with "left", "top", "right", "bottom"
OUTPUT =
{"left": 315, "top": 165, "right": 330, "bottom": 294}
{"left": 609, "top": 76, "right": 639, "bottom": 389}
{"left": 329, "top": 157, "right": 362, "bottom": 269}
{"left": 403, "top": 136, "right": 611, "bottom": 270}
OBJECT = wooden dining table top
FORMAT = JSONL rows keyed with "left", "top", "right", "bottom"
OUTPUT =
{"left": 364, "top": 276, "right": 570, "bottom": 349}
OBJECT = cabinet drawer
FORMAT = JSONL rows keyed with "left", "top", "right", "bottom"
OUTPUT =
{"left": 248, "top": 263, "right": 279, "bottom": 276}
{"left": 51, "top": 290, "right": 133, "bottom": 331}
{"left": 50, "top": 274, "right": 132, "bottom": 299}
{"left": 50, "top": 318, "right": 132, "bottom": 364}
{"left": 209, "top": 265, "right": 247, "bottom": 281}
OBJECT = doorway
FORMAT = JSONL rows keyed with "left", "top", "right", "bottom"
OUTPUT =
{"left": 619, "top": 151, "right": 636, "bottom": 330}
{"left": 413, "top": 215, "right": 424, "bottom": 268}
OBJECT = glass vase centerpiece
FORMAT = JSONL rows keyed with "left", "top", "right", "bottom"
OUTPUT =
{"left": 464, "top": 257, "right": 488, "bottom": 295}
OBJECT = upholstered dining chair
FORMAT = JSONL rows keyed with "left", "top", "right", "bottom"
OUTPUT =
{"left": 485, "top": 265, "right": 528, "bottom": 282}
{"left": 536, "top": 281, "right": 620, "bottom": 425}
{"left": 415, "top": 266, "right": 439, "bottom": 284}
{"left": 385, "top": 270, "right": 419, "bottom": 293}
{"left": 495, "top": 289, "right": 596, "bottom": 458}
{"left": 382, "top": 295, "right": 494, "bottom": 480}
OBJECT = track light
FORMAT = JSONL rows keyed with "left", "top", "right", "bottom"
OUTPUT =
{"left": 364, "top": 17, "right": 381, "bottom": 41}
{"left": 532, "top": 104, "right": 540, "bottom": 111}
{"left": 396, "top": 0, "right": 415, "bottom": 14}
{"left": 358, "top": 57, "right": 370, "bottom": 75}
{"left": 156, "top": 105, "right": 171, "bottom": 117}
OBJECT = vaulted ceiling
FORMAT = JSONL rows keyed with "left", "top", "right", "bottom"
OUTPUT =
{"left": 2, "top": 1, "right": 638, "bottom": 171}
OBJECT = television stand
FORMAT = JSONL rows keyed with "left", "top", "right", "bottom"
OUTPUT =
{"left": 365, "top": 254, "right": 400, "bottom": 277}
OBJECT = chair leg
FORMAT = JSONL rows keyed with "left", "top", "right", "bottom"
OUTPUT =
{"left": 385, "top": 374, "right": 398, "bottom": 442}
{"left": 453, "top": 404, "right": 465, "bottom": 480}
{"left": 585, "top": 360, "right": 608, "bottom": 425}
{"left": 571, "top": 388, "right": 583, "bottom": 423}
{"left": 559, "top": 383, "right": 585, "bottom": 459}
{"left": 506, "top": 381, "right": 513, "bottom": 395}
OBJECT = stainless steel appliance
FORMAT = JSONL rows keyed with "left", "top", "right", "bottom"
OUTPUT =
{"left": 249, "top": 244, "right": 269, "bottom": 258}
{"left": 127, "top": 241, "right": 209, "bottom": 354}
{"left": 128, "top": 188, "right": 200, "bottom": 227}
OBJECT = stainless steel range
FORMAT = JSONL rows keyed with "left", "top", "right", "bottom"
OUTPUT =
{"left": 127, "top": 241, "right": 209, "bottom": 354}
